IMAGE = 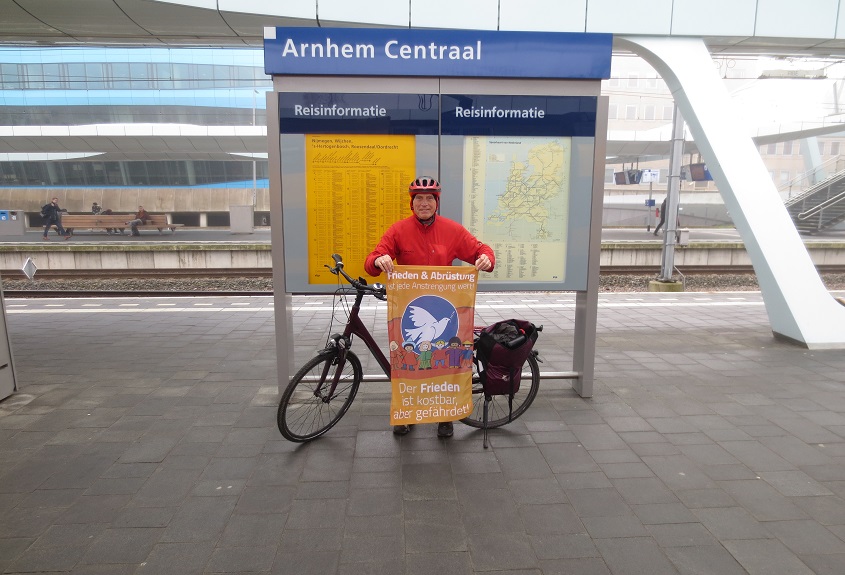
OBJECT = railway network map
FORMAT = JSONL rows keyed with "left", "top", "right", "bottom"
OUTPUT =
{"left": 462, "top": 136, "right": 571, "bottom": 282}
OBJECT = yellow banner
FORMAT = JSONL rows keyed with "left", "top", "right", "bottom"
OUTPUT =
{"left": 305, "top": 133, "right": 416, "bottom": 284}
{"left": 386, "top": 266, "right": 478, "bottom": 425}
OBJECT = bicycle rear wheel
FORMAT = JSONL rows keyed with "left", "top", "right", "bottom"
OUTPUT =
{"left": 460, "top": 353, "right": 540, "bottom": 429}
{"left": 277, "top": 349, "right": 362, "bottom": 442}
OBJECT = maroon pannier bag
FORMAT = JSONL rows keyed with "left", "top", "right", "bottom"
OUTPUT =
{"left": 475, "top": 319, "right": 539, "bottom": 400}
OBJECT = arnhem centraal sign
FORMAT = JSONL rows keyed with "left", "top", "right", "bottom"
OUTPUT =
{"left": 264, "top": 27, "right": 612, "bottom": 80}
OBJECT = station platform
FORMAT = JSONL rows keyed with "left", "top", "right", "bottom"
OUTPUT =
{"left": 2, "top": 290, "right": 845, "bottom": 573}
{"left": 2, "top": 227, "right": 845, "bottom": 274}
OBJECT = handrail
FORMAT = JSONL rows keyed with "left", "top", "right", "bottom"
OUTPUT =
{"left": 797, "top": 188, "right": 845, "bottom": 220}
{"left": 778, "top": 155, "right": 842, "bottom": 198}
{"left": 784, "top": 166, "right": 845, "bottom": 206}
{"left": 778, "top": 155, "right": 845, "bottom": 205}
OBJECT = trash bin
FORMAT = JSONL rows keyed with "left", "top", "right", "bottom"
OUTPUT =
{"left": 229, "top": 205, "right": 254, "bottom": 234}
{"left": 677, "top": 228, "right": 690, "bottom": 246}
{"left": 0, "top": 210, "right": 26, "bottom": 236}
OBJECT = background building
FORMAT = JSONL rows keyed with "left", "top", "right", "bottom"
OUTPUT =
{"left": 0, "top": 46, "right": 271, "bottom": 227}
{"left": 603, "top": 55, "right": 845, "bottom": 227}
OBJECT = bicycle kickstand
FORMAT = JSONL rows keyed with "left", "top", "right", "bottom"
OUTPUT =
{"left": 483, "top": 398, "right": 490, "bottom": 449}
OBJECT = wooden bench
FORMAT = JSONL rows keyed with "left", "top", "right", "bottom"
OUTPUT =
{"left": 62, "top": 214, "right": 184, "bottom": 236}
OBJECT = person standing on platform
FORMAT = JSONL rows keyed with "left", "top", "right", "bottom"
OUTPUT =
{"left": 654, "top": 197, "right": 667, "bottom": 235}
{"left": 365, "top": 176, "right": 495, "bottom": 438}
{"left": 41, "top": 197, "right": 70, "bottom": 241}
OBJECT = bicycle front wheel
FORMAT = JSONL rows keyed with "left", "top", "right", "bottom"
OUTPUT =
{"left": 460, "top": 353, "right": 540, "bottom": 429}
{"left": 277, "top": 349, "right": 362, "bottom": 442}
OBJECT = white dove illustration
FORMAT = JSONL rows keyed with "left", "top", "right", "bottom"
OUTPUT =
{"left": 404, "top": 306, "right": 453, "bottom": 345}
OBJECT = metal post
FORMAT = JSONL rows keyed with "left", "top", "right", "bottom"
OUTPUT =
{"left": 252, "top": 89, "right": 258, "bottom": 207}
{"left": 647, "top": 180, "right": 653, "bottom": 231}
{"left": 572, "top": 96, "right": 608, "bottom": 398}
{"left": 659, "top": 105, "right": 684, "bottom": 281}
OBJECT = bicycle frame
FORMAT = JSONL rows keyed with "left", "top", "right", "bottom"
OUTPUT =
{"left": 318, "top": 287, "right": 390, "bottom": 400}
{"left": 340, "top": 289, "right": 391, "bottom": 376}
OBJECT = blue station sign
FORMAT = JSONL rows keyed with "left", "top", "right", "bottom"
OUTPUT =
{"left": 264, "top": 27, "right": 611, "bottom": 80}
{"left": 278, "top": 93, "right": 439, "bottom": 135}
{"left": 441, "top": 94, "right": 597, "bottom": 136}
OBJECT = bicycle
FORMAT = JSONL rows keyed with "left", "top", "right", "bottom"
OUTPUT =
{"left": 276, "top": 254, "right": 542, "bottom": 443}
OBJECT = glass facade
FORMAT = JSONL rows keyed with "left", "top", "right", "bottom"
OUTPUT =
{"left": 0, "top": 160, "right": 268, "bottom": 187}
{"left": 0, "top": 47, "right": 271, "bottom": 188}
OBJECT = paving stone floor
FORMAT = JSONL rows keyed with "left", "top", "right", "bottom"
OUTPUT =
{"left": 1, "top": 291, "right": 845, "bottom": 574}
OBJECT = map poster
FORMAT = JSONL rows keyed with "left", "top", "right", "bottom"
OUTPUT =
{"left": 305, "top": 134, "right": 416, "bottom": 284}
{"left": 462, "top": 136, "right": 571, "bottom": 282}
{"left": 386, "top": 265, "right": 478, "bottom": 426}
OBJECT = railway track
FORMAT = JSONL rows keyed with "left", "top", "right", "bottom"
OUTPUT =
{"left": 7, "top": 265, "right": 845, "bottom": 280}
{"left": 4, "top": 268, "right": 274, "bottom": 280}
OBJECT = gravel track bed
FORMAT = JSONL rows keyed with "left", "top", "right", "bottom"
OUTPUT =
{"left": 3, "top": 273, "right": 845, "bottom": 293}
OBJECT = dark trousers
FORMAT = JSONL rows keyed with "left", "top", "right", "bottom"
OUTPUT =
{"left": 43, "top": 220, "right": 67, "bottom": 237}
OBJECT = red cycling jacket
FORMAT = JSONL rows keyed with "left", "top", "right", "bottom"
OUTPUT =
{"left": 365, "top": 215, "right": 495, "bottom": 277}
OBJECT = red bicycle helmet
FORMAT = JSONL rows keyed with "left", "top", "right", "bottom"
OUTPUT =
{"left": 408, "top": 176, "right": 441, "bottom": 210}
{"left": 409, "top": 176, "right": 441, "bottom": 195}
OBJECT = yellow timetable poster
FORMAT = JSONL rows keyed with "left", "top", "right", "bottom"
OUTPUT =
{"left": 306, "top": 134, "right": 416, "bottom": 284}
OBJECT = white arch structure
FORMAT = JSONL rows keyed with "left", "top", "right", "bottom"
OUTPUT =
{"left": 620, "top": 36, "right": 845, "bottom": 348}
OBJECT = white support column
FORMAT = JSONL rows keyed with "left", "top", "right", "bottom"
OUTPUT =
{"left": 800, "top": 137, "right": 825, "bottom": 188}
{"left": 619, "top": 36, "right": 845, "bottom": 349}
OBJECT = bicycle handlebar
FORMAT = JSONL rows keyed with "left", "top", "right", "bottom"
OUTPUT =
{"left": 326, "top": 254, "right": 387, "bottom": 301}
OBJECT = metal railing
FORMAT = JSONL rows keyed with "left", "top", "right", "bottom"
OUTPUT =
{"left": 779, "top": 156, "right": 845, "bottom": 202}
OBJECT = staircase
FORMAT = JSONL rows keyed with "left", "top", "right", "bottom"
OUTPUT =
{"left": 784, "top": 169, "right": 845, "bottom": 234}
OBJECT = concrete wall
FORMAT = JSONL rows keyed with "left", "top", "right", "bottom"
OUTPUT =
{"left": 0, "top": 245, "right": 272, "bottom": 272}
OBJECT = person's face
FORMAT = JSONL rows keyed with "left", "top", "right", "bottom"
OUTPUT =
{"left": 138, "top": 206, "right": 144, "bottom": 211}
{"left": 51, "top": 198, "right": 58, "bottom": 204}
{"left": 411, "top": 193, "right": 437, "bottom": 220}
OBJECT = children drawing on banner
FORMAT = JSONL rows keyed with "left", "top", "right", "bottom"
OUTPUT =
{"left": 432, "top": 339, "right": 447, "bottom": 368}
{"left": 401, "top": 342, "right": 418, "bottom": 371}
{"left": 445, "top": 337, "right": 463, "bottom": 368}
{"left": 389, "top": 341, "right": 404, "bottom": 373}
{"left": 461, "top": 341, "right": 474, "bottom": 368}
{"left": 417, "top": 341, "right": 433, "bottom": 370}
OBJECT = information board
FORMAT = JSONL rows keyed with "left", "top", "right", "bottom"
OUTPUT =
{"left": 279, "top": 92, "right": 439, "bottom": 290}
{"left": 279, "top": 91, "right": 596, "bottom": 292}
{"left": 462, "top": 136, "right": 571, "bottom": 282}
{"left": 440, "top": 94, "right": 597, "bottom": 290}
{"left": 305, "top": 134, "right": 416, "bottom": 283}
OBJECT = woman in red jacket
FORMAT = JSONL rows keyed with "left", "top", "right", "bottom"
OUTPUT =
{"left": 365, "top": 176, "right": 495, "bottom": 438}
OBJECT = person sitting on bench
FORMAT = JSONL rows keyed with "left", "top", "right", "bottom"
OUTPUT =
{"left": 125, "top": 205, "right": 150, "bottom": 237}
